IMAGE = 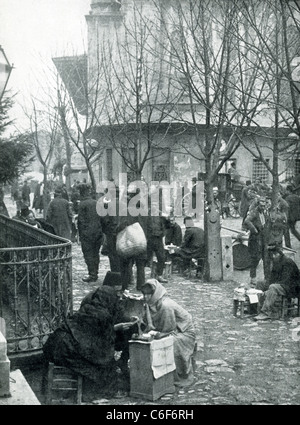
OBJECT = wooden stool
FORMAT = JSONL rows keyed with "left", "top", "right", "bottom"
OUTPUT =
{"left": 164, "top": 261, "right": 172, "bottom": 278}
{"left": 183, "top": 257, "right": 204, "bottom": 279}
{"left": 46, "top": 362, "right": 83, "bottom": 405}
{"left": 233, "top": 297, "right": 261, "bottom": 318}
{"left": 151, "top": 259, "right": 172, "bottom": 279}
{"left": 281, "top": 296, "right": 300, "bottom": 319}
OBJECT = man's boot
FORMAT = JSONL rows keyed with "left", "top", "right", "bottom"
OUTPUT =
{"left": 82, "top": 275, "right": 98, "bottom": 283}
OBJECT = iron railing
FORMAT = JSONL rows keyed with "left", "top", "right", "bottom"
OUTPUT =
{"left": 0, "top": 214, "right": 72, "bottom": 356}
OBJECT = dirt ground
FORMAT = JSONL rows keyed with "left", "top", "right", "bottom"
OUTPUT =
{"left": 4, "top": 195, "right": 300, "bottom": 406}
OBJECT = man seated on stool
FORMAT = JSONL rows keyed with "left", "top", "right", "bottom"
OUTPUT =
{"left": 165, "top": 215, "right": 183, "bottom": 247}
{"left": 170, "top": 216, "right": 205, "bottom": 275}
{"left": 255, "top": 245, "right": 300, "bottom": 320}
{"left": 43, "top": 285, "right": 139, "bottom": 398}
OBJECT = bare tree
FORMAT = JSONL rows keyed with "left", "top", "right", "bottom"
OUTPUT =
{"left": 232, "top": 0, "right": 300, "bottom": 204}
{"left": 151, "top": 0, "right": 269, "bottom": 280}
{"left": 23, "top": 99, "right": 59, "bottom": 217}
{"left": 88, "top": 3, "right": 182, "bottom": 183}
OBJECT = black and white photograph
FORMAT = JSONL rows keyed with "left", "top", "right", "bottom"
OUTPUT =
{"left": 0, "top": 0, "right": 300, "bottom": 411}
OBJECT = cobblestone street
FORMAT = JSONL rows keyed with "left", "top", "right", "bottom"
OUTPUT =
{"left": 69, "top": 221, "right": 300, "bottom": 406}
{"left": 4, "top": 196, "right": 300, "bottom": 406}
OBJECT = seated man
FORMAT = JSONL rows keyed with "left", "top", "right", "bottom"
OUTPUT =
{"left": 43, "top": 285, "right": 138, "bottom": 396}
{"left": 255, "top": 246, "right": 300, "bottom": 320}
{"left": 165, "top": 216, "right": 183, "bottom": 247}
{"left": 170, "top": 216, "right": 205, "bottom": 273}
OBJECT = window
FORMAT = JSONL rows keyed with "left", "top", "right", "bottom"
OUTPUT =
{"left": 152, "top": 148, "right": 170, "bottom": 182}
{"left": 285, "top": 157, "right": 300, "bottom": 180}
{"left": 252, "top": 159, "right": 270, "bottom": 183}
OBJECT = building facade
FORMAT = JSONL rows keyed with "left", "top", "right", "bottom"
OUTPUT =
{"left": 54, "top": 0, "right": 300, "bottom": 191}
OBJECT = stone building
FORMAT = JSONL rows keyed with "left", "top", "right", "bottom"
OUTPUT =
{"left": 53, "top": 0, "right": 300, "bottom": 191}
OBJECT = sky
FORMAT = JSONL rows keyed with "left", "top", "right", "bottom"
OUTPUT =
{"left": 0, "top": 0, "right": 90, "bottom": 130}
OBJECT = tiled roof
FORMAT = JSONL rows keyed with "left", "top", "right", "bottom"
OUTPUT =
{"left": 52, "top": 55, "right": 88, "bottom": 115}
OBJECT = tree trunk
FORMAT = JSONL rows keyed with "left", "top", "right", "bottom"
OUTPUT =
{"left": 43, "top": 169, "right": 49, "bottom": 219}
{"left": 204, "top": 181, "right": 223, "bottom": 281}
{"left": 85, "top": 160, "right": 97, "bottom": 198}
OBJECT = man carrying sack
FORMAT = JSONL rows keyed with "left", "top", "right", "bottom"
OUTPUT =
{"left": 116, "top": 187, "right": 148, "bottom": 292}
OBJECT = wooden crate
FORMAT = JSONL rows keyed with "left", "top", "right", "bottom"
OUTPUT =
{"left": 129, "top": 336, "right": 175, "bottom": 401}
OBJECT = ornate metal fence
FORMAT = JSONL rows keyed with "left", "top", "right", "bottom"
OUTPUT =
{"left": 0, "top": 214, "right": 72, "bottom": 357}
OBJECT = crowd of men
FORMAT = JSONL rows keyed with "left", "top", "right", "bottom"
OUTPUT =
{"left": 233, "top": 177, "right": 300, "bottom": 320}
{"left": 6, "top": 173, "right": 300, "bottom": 322}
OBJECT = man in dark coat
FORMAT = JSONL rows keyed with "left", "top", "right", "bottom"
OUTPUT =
{"left": 77, "top": 184, "right": 103, "bottom": 282}
{"left": 32, "top": 182, "right": 43, "bottom": 213}
{"left": 43, "top": 286, "right": 138, "bottom": 394}
{"left": 116, "top": 189, "right": 148, "bottom": 291}
{"left": 100, "top": 187, "right": 120, "bottom": 273}
{"left": 283, "top": 184, "right": 300, "bottom": 244}
{"left": 244, "top": 196, "right": 268, "bottom": 287}
{"left": 239, "top": 181, "right": 255, "bottom": 224}
{"left": 255, "top": 246, "right": 300, "bottom": 320}
{"left": 171, "top": 216, "right": 205, "bottom": 271}
{"left": 21, "top": 180, "right": 31, "bottom": 206}
{"left": 46, "top": 188, "right": 73, "bottom": 239}
{"left": 191, "top": 177, "right": 201, "bottom": 217}
{"left": 165, "top": 216, "right": 182, "bottom": 246}
{"left": 147, "top": 207, "right": 168, "bottom": 284}
{"left": 60, "top": 183, "right": 69, "bottom": 201}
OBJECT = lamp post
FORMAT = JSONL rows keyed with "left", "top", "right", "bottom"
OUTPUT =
{"left": 0, "top": 46, "right": 13, "bottom": 102}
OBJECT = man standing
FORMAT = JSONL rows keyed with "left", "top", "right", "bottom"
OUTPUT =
{"left": 100, "top": 187, "right": 120, "bottom": 273}
{"left": 116, "top": 188, "right": 148, "bottom": 291}
{"left": 191, "top": 177, "right": 200, "bottom": 217}
{"left": 21, "top": 180, "right": 31, "bottom": 206}
{"left": 228, "top": 161, "right": 240, "bottom": 186}
{"left": 147, "top": 207, "right": 168, "bottom": 284}
{"left": 46, "top": 188, "right": 73, "bottom": 240}
{"left": 77, "top": 184, "right": 103, "bottom": 283}
{"left": 283, "top": 184, "right": 300, "bottom": 245}
{"left": 32, "top": 181, "right": 43, "bottom": 214}
{"left": 244, "top": 196, "right": 268, "bottom": 287}
{"left": 239, "top": 181, "right": 255, "bottom": 223}
{"left": 255, "top": 246, "right": 300, "bottom": 320}
{"left": 61, "top": 184, "right": 69, "bottom": 201}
